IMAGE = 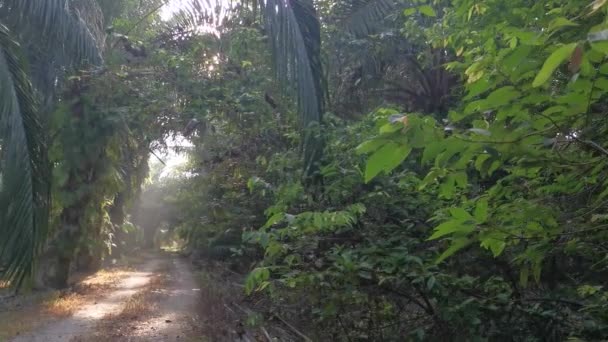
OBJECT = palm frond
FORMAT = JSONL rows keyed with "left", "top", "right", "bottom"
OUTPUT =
{"left": 2, "top": 0, "right": 103, "bottom": 66}
{"left": 334, "top": 0, "right": 398, "bottom": 37}
{"left": 263, "top": 0, "right": 324, "bottom": 177}
{"left": 0, "top": 24, "right": 50, "bottom": 288}
{"left": 164, "top": 0, "right": 235, "bottom": 33}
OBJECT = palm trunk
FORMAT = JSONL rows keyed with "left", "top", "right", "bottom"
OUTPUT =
{"left": 36, "top": 201, "right": 85, "bottom": 289}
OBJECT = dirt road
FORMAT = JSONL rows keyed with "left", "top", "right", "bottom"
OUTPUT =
{"left": 9, "top": 253, "right": 202, "bottom": 342}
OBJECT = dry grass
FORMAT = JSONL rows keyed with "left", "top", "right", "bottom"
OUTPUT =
{"left": 0, "top": 266, "right": 133, "bottom": 340}
{"left": 77, "top": 267, "right": 132, "bottom": 291}
{"left": 42, "top": 292, "right": 87, "bottom": 318}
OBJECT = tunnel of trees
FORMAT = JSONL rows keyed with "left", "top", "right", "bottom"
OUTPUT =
{"left": 2, "top": 0, "right": 608, "bottom": 340}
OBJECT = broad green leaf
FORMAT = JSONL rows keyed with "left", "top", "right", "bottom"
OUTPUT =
{"left": 474, "top": 198, "right": 488, "bottom": 223}
{"left": 403, "top": 7, "right": 416, "bottom": 16}
{"left": 418, "top": 5, "right": 436, "bottom": 17}
{"left": 532, "top": 43, "right": 577, "bottom": 87}
{"left": 547, "top": 17, "right": 578, "bottom": 33}
{"left": 502, "top": 45, "right": 533, "bottom": 75}
{"left": 419, "top": 168, "right": 445, "bottom": 190}
{"left": 439, "top": 179, "right": 456, "bottom": 199}
{"left": 474, "top": 154, "right": 491, "bottom": 172}
{"left": 364, "top": 142, "right": 412, "bottom": 183}
{"left": 465, "top": 62, "right": 485, "bottom": 84}
{"left": 486, "top": 86, "right": 520, "bottom": 107}
{"left": 591, "top": 41, "right": 608, "bottom": 55}
{"left": 449, "top": 207, "right": 472, "bottom": 221}
{"left": 262, "top": 212, "right": 285, "bottom": 229}
{"left": 379, "top": 122, "right": 402, "bottom": 134}
{"left": 428, "top": 220, "right": 474, "bottom": 240}
{"left": 464, "top": 99, "right": 488, "bottom": 115}
{"left": 356, "top": 139, "right": 386, "bottom": 155}
{"left": 464, "top": 78, "right": 492, "bottom": 100}
{"left": 454, "top": 172, "right": 468, "bottom": 188}
{"left": 480, "top": 237, "right": 506, "bottom": 257}
{"left": 421, "top": 141, "right": 444, "bottom": 165}
{"left": 436, "top": 238, "right": 473, "bottom": 264}
{"left": 542, "top": 105, "right": 567, "bottom": 115}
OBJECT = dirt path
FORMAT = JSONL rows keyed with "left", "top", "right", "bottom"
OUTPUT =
{"left": 100, "top": 255, "right": 202, "bottom": 341}
{"left": 9, "top": 253, "right": 202, "bottom": 342}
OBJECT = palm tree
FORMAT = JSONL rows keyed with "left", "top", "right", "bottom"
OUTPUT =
{"left": 0, "top": 0, "right": 102, "bottom": 288}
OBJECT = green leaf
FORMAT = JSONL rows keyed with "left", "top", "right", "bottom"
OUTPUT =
{"left": 547, "top": 17, "right": 578, "bottom": 33}
{"left": 245, "top": 267, "right": 271, "bottom": 294}
{"left": 474, "top": 154, "right": 491, "bottom": 172}
{"left": 418, "top": 5, "right": 436, "bottom": 17}
{"left": 356, "top": 139, "right": 386, "bottom": 155}
{"left": 262, "top": 213, "right": 285, "bottom": 229}
{"left": 428, "top": 220, "right": 474, "bottom": 240}
{"left": 436, "top": 238, "right": 473, "bottom": 264}
{"left": 464, "top": 78, "right": 492, "bottom": 100}
{"left": 591, "top": 41, "right": 608, "bottom": 55}
{"left": 421, "top": 141, "right": 444, "bottom": 165}
{"left": 486, "top": 86, "right": 520, "bottom": 107}
{"left": 480, "top": 237, "right": 506, "bottom": 257}
{"left": 379, "top": 122, "right": 402, "bottom": 134}
{"left": 364, "top": 142, "right": 412, "bottom": 183}
{"left": 403, "top": 7, "right": 416, "bottom": 16}
{"left": 449, "top": 207, "right": 473, "bottom": 221}
{"left": 452, "top": 172, "right": 468, "bottom": 188}
{"left": 474, "top": 198, "right": 488, "bottom": 223}
{"left": 532, "top": 43, "right": 577, "bottom": 87}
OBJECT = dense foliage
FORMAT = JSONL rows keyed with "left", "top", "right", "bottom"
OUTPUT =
{"left": 3, "top": 0, "right": 608, "bottom": 340}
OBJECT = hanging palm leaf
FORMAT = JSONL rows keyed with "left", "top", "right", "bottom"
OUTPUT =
{"left": 1, "top": 0, "right": 104, "bottom": 101}
{"left": 2, "top": 0, "right": 103, "bottom": 65}
{"left": 0, "top": 24, "right": 49, "bottom": 288}
{"left": 262, "top": 0, "right": 324, "bottom": 177}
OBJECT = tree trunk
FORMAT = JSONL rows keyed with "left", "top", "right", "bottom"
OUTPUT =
{"left": 36, "top": 219, "right": 82, "bottom": 289}
{"left": 36, "top": 170, "right": 90, "bottom": 289}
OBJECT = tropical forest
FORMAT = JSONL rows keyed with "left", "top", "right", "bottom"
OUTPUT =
{"left": 1, "top": 0, "right": 608, "bottom": 341}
